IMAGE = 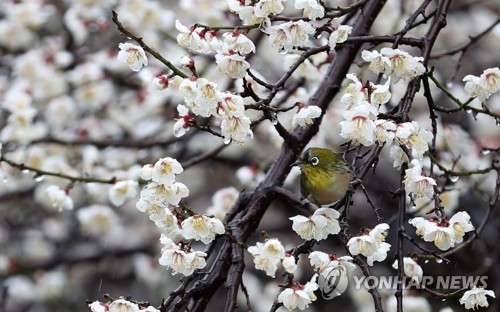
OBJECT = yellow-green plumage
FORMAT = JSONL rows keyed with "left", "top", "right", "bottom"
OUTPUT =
{"left": 295, "top": 148, "right": 352, "bottom": 205}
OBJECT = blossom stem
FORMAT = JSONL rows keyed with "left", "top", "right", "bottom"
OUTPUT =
{"left": 0, "top": 155, "right": 117, "bottom": 184}
{"left": 111, "top": 11, "right": 189, "bottom": 78}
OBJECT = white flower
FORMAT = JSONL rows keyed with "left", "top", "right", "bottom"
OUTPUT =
{"left": 140, "top": 164, "right": 154, "bottom": 181}
{"left": 362, "top": 48, "right": 425, "bottom": 82}
{"left": 403, "top": 160, "right": 436, "bottom": 198}
{"left": 46, "top": 185, "right": 73, "bottom": 211}
{"left": 265, "top": 20, "right": 315, "bottom": 53}
{"left": 347, "top": 223, "right": 391, "bottom": 266}
{"left": 152, "top": 75, "right": 170, "bottom": 90}
{"left": 361, "top": 50, "right": 391, "bottom": 74}
{"left": 223, "top": 31, "right": 255, "bottom": 55}
{"left": 109, "top": 298, "right": 140, "bottom": 312}
{"left": 159, "top": 241, "right": 207, "bottom": 276}
{"left": 292, "top": 104, "right": 322, "bottom": 128}
{"left": 77, "top": 205, "right": 119, "bottom": 237}
{"left": 173, "top": 105, "right": 191, "bottom": 138}
{"left": 381, "top": 47, "right": 425, "bottom": 82}
{"left": 309, "top": 251, "right": 356, "bottom": 274}
{"left": 374, "top": 119, "right": 396, "bottom": 145}
{"left": 181, "top": 214, "right": 225, "bottom": 244}
{"left": 295, "top": 0, "right": 324, "bottom": 20}
{"left": 220, "top": 114, "right": 253, "bottom": 144}
{"left": 278, "top": 277, "right": 319, "bottom": 310}
{"left": 254, "top": 0, "right": 285, "bottom": 17}
{"left": 207, "top": 186, "right": 239, "bottom": 220}
{"left": 448, "top": 211, "right": 474, "bottom": 244}
{"left": 117, "top": 43, "right": 148, "bottom": 72}
{"left": 193, "top": 78, "right": 220, "bottom": 117}
{"left": 328, "top": 25, "right": 352, "bottom": 49}
{"left": 217, "top": 92, "right": 245, "bottom": 118}
{"left": 390, "top": 145, "right": 410, "bottom": 169}
{"left": 153, "top": 208, "right": 181, "bottom": 238}
{"left": 248, "top": 239, "right": 285, "bottom": 277}
{"left": 370, "top": 79, "right": 392, "bottom": 106}
{"left": 215, "top": 51, "right": 250, "bottom": 79}
{"left": 339, "top": 103, "right": 377, "bottom": 146}
{"left": 282, "top": 254, "right": 297, "bottom": 273}
{"left": 459, "top": 287, "right": 496, "bottom": 310}
{"left": 152, "top": 157, "right": 183, "bottom": 186}
{"left": 88, "top": 301, "right": 107, "bottom": 312}
{"left": 140, "top": 181, "right": 189, "bottom": 207}
{"left": 290, "top": 214, "right": 328, "bottom": 241}
{"left": 175, "top": 20, "right": 209, "bottom": 53}
{"left": 109, "top": 180, "right": 139, "bottom": 206}
{"left": 392, "top": 257, "right": 423, "bottom": 282}
{"left": 422, "top": 221, "right": 455, "bottom": 251}
{"left": 289, "top": 21, "right": 315, "bottom": 49}
{"left": 463, "top": 67, "right": 500, "bottom": 102}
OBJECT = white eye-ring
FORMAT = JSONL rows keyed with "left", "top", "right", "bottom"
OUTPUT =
{"left": 309, "top": 156, "right": 319, "bottom": 166}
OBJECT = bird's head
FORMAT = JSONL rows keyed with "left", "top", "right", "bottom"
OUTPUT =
{"left": 292, "top": 147, "right": 345, "bottom": 173}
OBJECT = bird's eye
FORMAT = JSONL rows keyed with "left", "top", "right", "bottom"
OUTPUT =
{"left": 309, "top": 156, "right": 319, "bottom": 166}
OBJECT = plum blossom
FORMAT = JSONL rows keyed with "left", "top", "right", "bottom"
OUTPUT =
{"left": 248, "top": 238, "right": 286, "bottom": 277}
{"left": 175, "top": 20, "right": 209, "bottom": 53}
{"left": 362, "top": 48, "right": 425, "bottom": 82}
{"left": 220, "top": 114, "right": 253, "bottom": 144}
{"left": 181, "top": 214, "right": 225, "bottom": 244}
{"left": 292, "top": 104, "right": 322, "bottom": 128}
{"left": 109, "top": 298, "right": 139, "bottom": 312}
{"left": 459, "top": 287, "right": 496, "bottom": 310}
{"left": 265, "top": 20, "right": 315, "bottom": 53}
{"left": 215, "top": 51, "right": 250, "bottom": 79}
{"left": 159, "top": 236, "right": 207, "bottom": 276}
{"left": 46, "top": 185, "right": 73, "bottom": 211}
{"left": 223, "top": 31, "right": 255, "bottom": 55}
{"left": 295, "top": 0, "right": 325, "bottom": 20}
{"left": 463, "top": 67, "right": 500, "bottom": 102}
{"left": 328, "top": 25, "right": 352, "bottom": 49}
{"left": 278, "top": 276, "right": 319, "bottom": 310}
{"left": 392, "top": 257, "right": 423, "bottom": 282}
{"left": 408, "top": 213, "right": 475, "bottom": 251}
{"left": 282, "top": 254, "right": 297, "bottom": 273}
{"left": 254, "top": 0, "right": 285, "bottom": 17}
{"left": 403, "top": 160, "right": 436, "bottom": 199}
{"left": 140, "top": 181, "right": 189, "bottom": 207}
{"left": 347, "top": 223, "right": 391, "bottom": 265}
{"left": 109, "top": 180, "right": 139, "bottom": 206}
{"left": 290, "top": 208, "right": 341, "bottom": 241}
{"left": 151, "top": 157, "right": 183, "bottom": 186}
{"left": 117, "top": 43, "right": 148, "bottom": 72}
{"left": 339, "top": 103, "right": 377, "bottom": 146}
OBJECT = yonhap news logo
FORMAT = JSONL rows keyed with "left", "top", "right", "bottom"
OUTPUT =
{"left": 318, "top": 272, "right": 488, "bottom": 299}
{"left": 317, "top": 266, "right": 349, "bottom": 299}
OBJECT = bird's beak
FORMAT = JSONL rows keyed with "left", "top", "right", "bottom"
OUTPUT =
{"left": 291, "top": 160, "right": 305, "bottom": 167}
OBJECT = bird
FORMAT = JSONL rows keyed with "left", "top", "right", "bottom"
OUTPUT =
{"left": 292, "top": 147, "right": 352, "bottom": 206}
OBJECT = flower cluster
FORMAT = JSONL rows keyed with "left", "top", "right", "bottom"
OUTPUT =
{"left": 409, "top": 211, "right": 474, "bottom": 251}
{"left": 362, "top": 48, "right": 426, "bottom": 83}
{"left": 158, "top": 235, "right": 208, "bottom": 276}
{"left": 347, "top": 223, "right": 391, "bottom": 266}
{"left": 463, "top": 67, "right": 500, "bottom": 102}
{"left": 136, "top": 157, "right": 223, "bottom": 276}
{"left": 1, "top": 89, "right": 47, "bottom": 143}
{"left": 174, "top": 77, "right": 253, "bottom": 144}
{"left": 289, "top": 208, "right": 341, "bottom": 241}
